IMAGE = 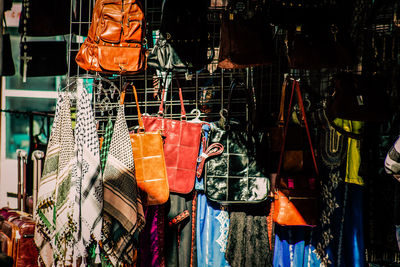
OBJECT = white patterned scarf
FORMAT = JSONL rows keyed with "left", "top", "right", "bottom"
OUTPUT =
{"left": 34, "top": 92, "right": 76, "bottom": 266}
{"left": 34, "top": 93, "right": 64, "bottom": 267}
{"left": 71, "top": 81, "right": 103, "bottom": 264}
{"left": 52, "top": 94, "right": 76, "bottom": 266}
{"left": 35, "top": 83, "right": 103, "bottom": 266}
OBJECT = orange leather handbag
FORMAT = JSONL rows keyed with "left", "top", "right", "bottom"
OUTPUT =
{"left": 142, "top": 81, "right": 203, "bottom": 194}
{"left": 273, "top": 79, "right": 320, "bottom": 227}
{"left": 75, "top": 0, "right": 146, "bottom": 74}
{"left": 125, "top": 83, "right": 169, "bottom": 205}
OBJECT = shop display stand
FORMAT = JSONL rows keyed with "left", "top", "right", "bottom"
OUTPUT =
{"left": 66, "top": 0, "right": 284, "bottom": 135}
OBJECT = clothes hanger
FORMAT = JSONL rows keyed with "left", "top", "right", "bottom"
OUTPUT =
{"left": 190, "top": 108, "right": 202, "bottom": 123}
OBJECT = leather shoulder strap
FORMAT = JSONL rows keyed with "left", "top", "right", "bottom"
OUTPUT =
{"left": 277, "top": 79, "right": 319, "bottom": 176}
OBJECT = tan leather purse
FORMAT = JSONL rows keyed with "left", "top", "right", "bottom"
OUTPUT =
{"left": 125, "top": 83, "right": 169, "bottom": 205}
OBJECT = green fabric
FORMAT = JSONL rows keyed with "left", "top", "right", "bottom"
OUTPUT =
{"left": 70, "top": 106, "right": 77, "bottom": 129}
{"left": 88, "top": 242, "right": 113, "bottom": 267}
{"left": 100, "top": 118, "right": 114, "bottom": 173}
{"left": 333, "top": 118, "right": 364, "bottom": 186}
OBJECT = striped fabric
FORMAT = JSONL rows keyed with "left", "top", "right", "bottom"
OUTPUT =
{"left": 385, "top": 136, "right": 400, "bottom": 175}
{"left": 53, "top": 95, "right": 76, "bottom": 265}
{"left": 100, "top": 118, "right": 114, "bottom": 173}
{"left": 35, "top": 82, "right": 104, "bottom": 266}
{"left": 34, "top": 93, "right": 76, "bottom": 266}
{"left": 34, "top": 93, "right": 64, "bottom": 267}
{"left": 102, "top": 104, "right": 145, "bottom": 265}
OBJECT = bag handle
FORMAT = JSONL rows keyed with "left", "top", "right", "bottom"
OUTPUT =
{"left": 277, "top": 77, "right": 288, "bottom": 126}
{"left": 277, "top": 79, "right": 319, "bottom": 176}
{"left": 122, "top": 82, "right": 145, "bottom": 131}
{"left": 219, "top": 79, "right": 238, "bottom": 128}
{"left": 196, "top": 136, "right": 224, "bottom": 178}
{"left": 157, "top": 75, "right": 186, "bottom": 119}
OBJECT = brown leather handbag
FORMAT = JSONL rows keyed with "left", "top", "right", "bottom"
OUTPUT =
{"left": 75, "top": 0, "right": 146, "bottom": 74}
{"left": 326, "top": 72, "right": 391, "bottom": 123}
{"left": 273, "top": 79, "right": 320, "bottom": 227}
{"left": 142, "top": 81, "right": 203, "bottom": 194}
{"left": 267, "top": 78, "right": 311, "bottom": 173}
{"left": 218, "top": 2, "right": 275, "bottom": 69}
{"left": 286, "top": 24, "right": 355, "bottom": 69}
{"left": 125, "top": 83, "right": 169, "bottom": 206}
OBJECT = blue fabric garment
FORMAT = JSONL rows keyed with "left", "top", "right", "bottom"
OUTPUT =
{"left": 326, "top": 183, "right": 365, "bottom": 267}
{"left": 273, "top": 226, "right": 321, "bottom": 267}
{"left": 195, "top": 124, "right": 211, "bottom": 191}
{"left": 196, "top": 193, "right": 230, "bottom": 267}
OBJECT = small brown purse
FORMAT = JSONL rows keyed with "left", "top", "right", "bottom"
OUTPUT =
{"left": 126, "top": 83, "right": 169, "bottom": 206}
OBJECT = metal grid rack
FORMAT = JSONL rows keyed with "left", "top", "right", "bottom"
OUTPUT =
{"left": 67, "top": 0, "right": 284, "bottom": 136}
{"left": 65, "top": 0, "right": 385, "bottom": 136}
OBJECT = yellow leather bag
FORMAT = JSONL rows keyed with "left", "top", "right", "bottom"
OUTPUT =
{"left": 125, "top": 83, "right": 169, "bottom": 205}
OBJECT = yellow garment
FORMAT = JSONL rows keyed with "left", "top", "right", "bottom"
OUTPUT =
{"left": 333, "top": 118, "right": 364, "bottom": 186}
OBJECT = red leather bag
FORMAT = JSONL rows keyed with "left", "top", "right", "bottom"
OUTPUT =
{"left": 273, "top": 79, "right": 320, "bottom": 227}
{"left": 142, "top": 84, "right": 203, "bottom": 194}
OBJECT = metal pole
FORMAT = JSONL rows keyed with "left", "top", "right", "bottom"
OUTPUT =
{"left": 16, "top": 149, "right": 27, "bottom": 211}
{"left": 32, "top": 150, "right": 44, "bottom": 217}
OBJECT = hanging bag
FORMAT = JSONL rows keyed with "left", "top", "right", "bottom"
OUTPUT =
{"left": 267, "top": 78, "right": 312, "bottom": 173}
{"left": 273, "top": 79, "right": 320, "bottom": 227}
{"left": 126, "top": 83, "right": 169, "bottom": 205}
{"left": 75, "top": 0, "right": 147, "bottom": 74}
{"left": 142, "top": 80, "right": 203, "bottom": 194}
{"left": 204, "top": 80, "right": 270, "bottom": 204}
{"left": 218, "top": 1, "right": 275, "bottom": 69}
{"left": 1, "top": 15, "right": 15, "bottom": 76}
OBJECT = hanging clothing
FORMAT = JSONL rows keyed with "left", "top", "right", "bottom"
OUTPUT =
{"left": 51, "top": 94, "right": 77, "bottom": 266}
{"left": 100, "top": 117, "right": 114, "bottom": 173}
{"left": 88, "top": 116, "right": 114, "bottom": 266}
{"left": 35, "top": 84, "right": 104, "bottom": 266}
{"left": 332, "top": 118, "right": 364, "bottom": 185}
{"left": 196, "top": 124, "right": 229, "bottom": 267}
{"left": 314, "top": 109, "right": 348, "bottom": 266}
{"left": 196, "top": 193, "right": 230, "bottom": 267}
{"left": 225, "top": 209, "right": 273, "bottom": 267}
{"left": 138, "top": 205, "right": 166, "bottom": 267}
{"left": 323, "top": 183, "right": 365, "bottom": 267}
{"left": 34, "top": 93, "right": 71, "bottom": 267}
{"left": 195, "top": 123, "right": 211, "bottom": 190}
{"left": 71, "top": 83, "right": 103, "bottom": 263}
{"left": 102, "top": 104, "right": 145, "bottom": 266}
{"left": 273, "top": 226, "right": 321, "bottom": 267}
{"left": 164, "top": 193, "right": 196, "bottom": 267}
{"left": 314, "top": 112, "right": 365, "bottom": 267}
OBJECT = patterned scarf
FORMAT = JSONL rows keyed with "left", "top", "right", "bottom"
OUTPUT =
{"left": 46, "top": 93, "right": 76, "bottom": 266}
{"left": 35, "top": 83, "right": 103, "bottom": 266}
{"left": 34, "top": 93, "right": 65, "bottom": 267}
{"left": 71, "top": 82, "right": 103, "bottom": 263}
{"left": 100, "top": 117, "right": 114, "bottom": 173}
{"left": 102, "top": 104, "right": 145, "bottom": 266}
